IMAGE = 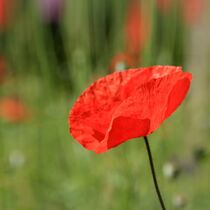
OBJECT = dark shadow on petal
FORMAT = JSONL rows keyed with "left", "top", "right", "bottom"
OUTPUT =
{"left": 107, "top": 117, "right": 150, "bottom": 149}
{"left": 92, "top": 129, "right": 105, "bottom": 142}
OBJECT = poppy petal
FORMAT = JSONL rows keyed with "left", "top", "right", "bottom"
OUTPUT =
{"left": 110, "top": 71, "right": 191, "bottom": 134}
{"left": 165, "top": 74, "right": 192, "bottom": 119}
{"left": 69, "top": 70, "right": 141, "bottom": 148}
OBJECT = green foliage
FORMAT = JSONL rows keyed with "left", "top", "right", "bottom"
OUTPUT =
{"left": 0, "top": 0, "right": 209, "bottom": 210}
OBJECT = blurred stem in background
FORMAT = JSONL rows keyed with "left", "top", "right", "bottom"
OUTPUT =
{"left": 2, "top": 0, "right": 187, "bottom": 90}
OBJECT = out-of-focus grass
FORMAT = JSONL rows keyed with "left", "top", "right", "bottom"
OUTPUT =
{"left": 0, "top": 0, "right": 210, "bottom": 210}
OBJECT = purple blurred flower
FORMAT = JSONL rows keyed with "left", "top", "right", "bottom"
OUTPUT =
{"left": 39, "top": 0, "right": 64, "bottom": 23}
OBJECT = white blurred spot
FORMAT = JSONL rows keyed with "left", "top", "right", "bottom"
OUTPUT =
{"left": 8, "top": 150, "right": 25, "bottom": 169}
{"left": 162, "top": 161, "right": 178, "bottom": 179}
{"left": 115, "top": 62, "right": 126, "bottom": 71}
{"left": 172, "top": 194, "right": 187, "bottom": 208}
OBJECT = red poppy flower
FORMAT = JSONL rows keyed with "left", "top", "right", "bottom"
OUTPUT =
{"left": 69, "top": 66, "right": 192, "bottom": 154}
{"left": 0, "top": 0, "right": 13, "bottom": 28}
{"left": 182, "top": 0, "right": 204, "bottom": 25}
{"left": 0, "top": 98, "right": 29, "bottom": 122}
{"left": 125, "top": 0, "right": 149, "bottom": 55}
{"left": 157, "top": 0, "right": 173, "bottom": 13}
{"left": 109, "top": 53, "right": 137, "bottom": 72}
{"left": 0, "top": 0, "right": 6, "bottom": 27}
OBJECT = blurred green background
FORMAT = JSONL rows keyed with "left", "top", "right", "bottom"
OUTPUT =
{"left": 0, "top": 0, "right": 210, "bottom": 209}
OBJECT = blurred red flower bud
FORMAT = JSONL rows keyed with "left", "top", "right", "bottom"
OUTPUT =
{"left": 0, "top": 0, "right": 7, "bottom": 27}
{"left": 125, "top": 0, "right": 149, "bottom": 56}
{"left": 157, "top": 0, "right": 173, "bottom": 13}
{"left": 0, "top": 98, "right": 30, "bottom": 122}
{"left": 69, "top": 66, "right": 192, "bottom": 153}
{"left": 182, "top": 0, "right": 204, "bottom": 25}
{"left": 0, "top": 0, "right": 14, "bottom": 29}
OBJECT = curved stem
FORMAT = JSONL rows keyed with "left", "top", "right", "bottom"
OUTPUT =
{"left": 144, "top": 136, "right": 166, "bottom": 210}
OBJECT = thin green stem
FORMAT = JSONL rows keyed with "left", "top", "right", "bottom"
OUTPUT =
{"left": 144, "top": 136, "right": 166, "bottom": 210}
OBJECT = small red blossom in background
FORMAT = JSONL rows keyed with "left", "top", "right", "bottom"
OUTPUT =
{"left": 125, "top": 0, "right": 149, "bottom": 56}
{"left": 69, "top": 66, "right": 192, "bottom": 154}
{"left": 0, "top": 0, "right": 7, "bottom": 27}
{"left": 182, "top": 0, "right": 205, "bottom": 25}
{"left": 0, "top": 98, "right": 30, "bottom": 122}
{"left": 109, "top": 0, "right": 149, "bottom": 72}
{"left": 0, "top": 57, "right": 6, "bottom": 83}
{"left": 0, "top": 0, "right": 14, "bottom": 29}
{"left": 156, "top": 0, "right": 205, "bottom": 25}
{"left": 109, "top": 53, "right": 137, "bottom": 72}
{"left": 157, "top": 0, "right": 173, "bottom": 13}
